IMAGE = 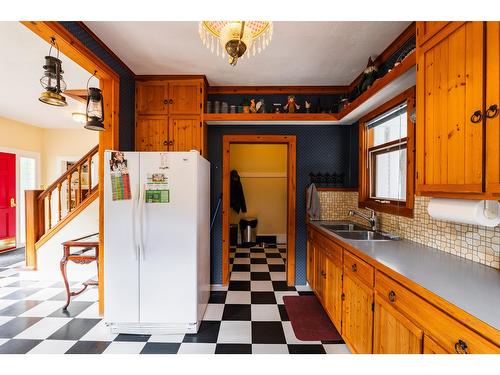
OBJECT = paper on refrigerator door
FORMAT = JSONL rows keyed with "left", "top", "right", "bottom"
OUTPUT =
{"left": 109, "top": 151, "right": 131, "bottom": 201}
{"left": 144, "top": 172, "right": 170, "bottom": 203}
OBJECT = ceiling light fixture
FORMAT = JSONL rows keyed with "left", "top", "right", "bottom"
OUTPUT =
{"left": 84, "top": 71, "right": 105, "bottom": 131}
{"left": 39, "top": 37, "right": 67, "bottom": 106}
{"left": 199, "top": 21, "right": 273, "bottom": 66}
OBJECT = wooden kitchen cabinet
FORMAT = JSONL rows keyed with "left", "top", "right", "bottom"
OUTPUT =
{"left": 416, "top": 21, "right": 484, "bottom": 195}
{"left": 314, "top": 245, "right": 326, "bottom": 303}
{"left": 373, "top": 294, "right": 423, "bottom": 354}
{"left": 135, "top": 115, "right": 169, "bottom": 151}
{"left": 135, "top": 78, "right": 206, "bottom": 154}
{"left": 416, "top": 22, "right": 450, "bottom": 47}
{"left": 168, "top": 80, "right": 202, "bottom": 115}
{"left": 485, "top": 22, "right": 500, "bottom": 194}
{"left": 342, "top": 250, "right": 374, "bottom": 354}
{"left": 168, "top": 116, "right": 202, "bottom": 153}
{"left": 323, "top": 248, "right": 343, "bottom": 331}
{"left": 423, "top": 335, "right": 449, "bottom": 354}
{"left": 306, "top": 229, "right": 315, "bottom": 288}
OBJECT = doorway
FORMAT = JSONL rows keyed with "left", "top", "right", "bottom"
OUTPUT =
{"left": 222, "top": 135, "right": 296, "bottom": 286}
{"left": 0, "top": 152, "right": 16, "bottom": 252}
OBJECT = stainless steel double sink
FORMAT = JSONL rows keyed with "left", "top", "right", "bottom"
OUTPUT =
{"left": 320, "top": 223, "right": 398, "bottom": 241}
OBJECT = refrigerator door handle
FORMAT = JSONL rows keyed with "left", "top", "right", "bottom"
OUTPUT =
{"left": 132, "top": 183, "right": 140, "bottom": 261}
{"left": 138, "top": 184, "right": 146, "bottom": 260}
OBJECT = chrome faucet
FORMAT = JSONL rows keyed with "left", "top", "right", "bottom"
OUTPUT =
{"left": 348, "top": 208, "right": 378, "bottom": 231}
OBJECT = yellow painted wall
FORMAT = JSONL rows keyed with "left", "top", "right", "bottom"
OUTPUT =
{"left": 0, "top": 116, "right": 97, "bottom": 187}
{"left": 230, "top": 144, "right": 287, "bottom": 237}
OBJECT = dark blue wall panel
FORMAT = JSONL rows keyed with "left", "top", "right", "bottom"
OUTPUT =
{"left": 208, "top": 124, "right": 358, "bottom": 284}
{"left": 59, "top": 22, "right": 135, "bottom": 151}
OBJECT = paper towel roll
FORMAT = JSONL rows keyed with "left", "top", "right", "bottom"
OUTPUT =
{"left": 427, "top": 198, "right": 500, "bottom": 227}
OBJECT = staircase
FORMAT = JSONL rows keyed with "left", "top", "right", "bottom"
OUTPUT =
{"left": 24, "top": 145, "right": 99, "bottom": 269}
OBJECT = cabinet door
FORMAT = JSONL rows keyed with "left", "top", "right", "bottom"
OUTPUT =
{"left": 423, "top": 334, "right": 450, "bottom": 354}
{"left": 373, "top": 294, "right": 423, "bottom": 354}
{"left": 168, "top": 116, "right": 202, "bottom": 152}
{"left": 342, "top": 274, "right": 373, "bottom": 353}
{"left": 486, "top": 22, "right": 500, "bottom": 194}
{"left": 306, "top": 233, "right": 315, "bottom": 287}
{"left": 324, "top": 253, "right": 343, "bottom": 332}
{"left": 168, "top": 80, "right": 201, "bottom": 115}
{"left": 135, "top": 116, "right": 169, "bottom": 151}
{"left": 314, "top": 248, "right": 326, "bottom": 302}
{"left": 136, "top": 82, "right": 169, "bottom": 115}
{"left": 416, "top": 22, "right": 484, "bottom": 195}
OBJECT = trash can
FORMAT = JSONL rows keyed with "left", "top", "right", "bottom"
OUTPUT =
{"left": 229, "top": 224, "right": 238, "bottom": 247}
{"left": 239, "top": 218, "right": 258, "bottom": 245}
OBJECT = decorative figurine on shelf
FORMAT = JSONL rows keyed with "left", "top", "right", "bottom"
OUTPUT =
{"left": 360, "top": 57, "right": 379, "bottom": 93}
{"left": 242, "top": 98, "right": 250, "bottom": 113}
{"left": 249, "top": 99, "right": 257, "bottom": 113}
{"left": 337, "top": 98, "right": 349, "bottom": 113}
{"left": 392, "top": 45, "right": 416, "bottom": 71}
{"left": 305, "top": 100, "right": 312, "bottom": 113}
{"left": 283, "top": 95, "right": 300, "bottom": 113}
{"left": 273, "top": 103, "right": 282, "bottom": 113}
{"left": 256, "top": 99, "right": 265, "bottom": 113}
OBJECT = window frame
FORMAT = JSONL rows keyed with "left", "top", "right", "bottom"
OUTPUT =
{"left": 359, "top": 87, "right": 416, "bottom": 218}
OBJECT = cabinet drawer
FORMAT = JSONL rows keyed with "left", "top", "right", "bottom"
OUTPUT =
{"left": 375, "top": 271, "right": 500, "bottom": 354}
{"left": 315, "top": 232, "right": 342, "bottom": 266}
{"left": 343, "top": 250, "right": 374, "bottom": 288}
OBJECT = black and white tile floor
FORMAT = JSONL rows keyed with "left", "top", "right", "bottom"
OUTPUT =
{"left": 0, "top": 245, "right": 349, "bottom": 354}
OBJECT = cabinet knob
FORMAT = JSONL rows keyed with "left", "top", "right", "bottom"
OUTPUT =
{"left": 388, "top": 290, "right": 396, "bottom": 302}
{"left": 169, "top": 140, "right": 175, "bottom": 145}
{"left": 163, "top": 99, "right": 169, "bottom": 105}
{"left": 470, "top": 110, "right": 483, "bottom": 123}
{"left": 321, "top": 271, "right": 326, "bottom": 278}
{"left": 351, "top": 263, "right": 357, "bottom": 272}
{"left": 454, "top": 339, "right": 469, "bottom": 354}
{"left": 341, "top": 293, "right": 345, "bottom": 301}
{"left": 486, "top": 104, "right": 499, "bottom": 119}
{"left": 163, "top": 141, "right": 168, "bottom": 146}
{"left": 169, "top": 99, "right": 174, "bottom": 104}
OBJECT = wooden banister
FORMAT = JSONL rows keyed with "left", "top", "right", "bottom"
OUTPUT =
{"left": 25, "top": 144, "right": 99, "bottom": 269}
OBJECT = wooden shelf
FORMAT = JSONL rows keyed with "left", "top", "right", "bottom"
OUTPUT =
{"left": 204, "top": 53, "right": 416, "bottom": 126}
{"left": 203, "top": 112, "right": 341, "bottom": 125}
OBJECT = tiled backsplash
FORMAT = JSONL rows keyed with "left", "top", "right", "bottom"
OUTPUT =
{"left": 318, "top": 191, "right": 500, "bottom": 270}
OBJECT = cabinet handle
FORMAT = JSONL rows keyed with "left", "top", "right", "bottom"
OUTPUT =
{"left": 163, "top": 99, "right": 169, "bottom": 105}
{"left": 163, "top": 141, "right": 168, "bottom": 146}
{"left": 170, "top": 140, "right": 175, "bottom": 145}
{"left": 388, "top": 290, "right": 396, "bottom": 302}
{"left": 321, "top": 271, "right": 326, "bottom": 278}
{"left": 341, "top": 293, "right": 345, "bottom": 301}
{"left": 470, "top": 110, "right": 483, "bottom": 123}
{"left": 169, "top": 99, "right": 174, "bottom": 104}
{"left": 454, "top": 339, "right": 469, "bottom": 354}
{"left": 351, "top": 264, "right": 357, "bottom": 272}
{"left": 486, "top": 104, "right": 499, "bottom": 119}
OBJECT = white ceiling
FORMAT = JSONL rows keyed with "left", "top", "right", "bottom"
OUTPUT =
{"left": 0, "top": 22, "right": 98, "bottom": 129}
{"left": 85, "top": 21, "right": 411, "bottom": 85}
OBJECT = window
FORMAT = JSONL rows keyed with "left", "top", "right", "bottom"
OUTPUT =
{"left": 359, "top": 88, "right": 415, "bottom": 217}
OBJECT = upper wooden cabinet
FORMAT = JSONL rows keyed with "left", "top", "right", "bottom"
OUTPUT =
{"left": 416, "top": 22, "right": 450, "bottom": 46}
{"left": 486, "top": 22, "right": 500, "bottom": 194}
{"left": 416, "top": 22, "right": 484, "bottom": 195}
{"left": 417, "top": 21, "right": 500, "bottom": 198}
{"left": 135, "top": 78, "right": 206, "bottom": 155}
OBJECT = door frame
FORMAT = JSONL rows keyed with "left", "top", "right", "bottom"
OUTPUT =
{"left": 21, "top": 21, "right": 120, "bottom": 315}
{"left": 0, "top": 147, "right": 41, "bottom": 248}
{"left": 222, "top": 135, "right": 297, "bottom": 286}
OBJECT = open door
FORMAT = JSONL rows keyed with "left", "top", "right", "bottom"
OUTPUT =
{"left": 0, "top": 152, "right": 16, "bottom": 252}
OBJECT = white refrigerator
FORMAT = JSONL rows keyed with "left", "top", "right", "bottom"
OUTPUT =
{"left": 103, "top": 150, "right": 210, "bottom": 334}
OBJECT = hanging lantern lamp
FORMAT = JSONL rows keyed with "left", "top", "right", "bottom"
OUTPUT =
{"left": 84, "top": 71, "right": 105, "bottom": 131}
{"left": 39, "top": 37, "right": 67, "bottom": 106}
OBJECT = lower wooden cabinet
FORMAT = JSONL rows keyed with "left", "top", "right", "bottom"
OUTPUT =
{"left": 423, "top": 334, "right": 449, "bottom": 354}
{"left": 306, "top": 225, "right": 500, "bottom": 354}
{"left": 323, "top": 251, "right": 343, "bottom": 331}
{"left": 373, "top": 294, "right": 423, "bottom": 354}
{"left": 342, "top": 266, "right": 374, "bottom": 354}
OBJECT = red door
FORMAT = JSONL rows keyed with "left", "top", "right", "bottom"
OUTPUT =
{"left": 0, "top": 152, "right": 16, "bottom": 252}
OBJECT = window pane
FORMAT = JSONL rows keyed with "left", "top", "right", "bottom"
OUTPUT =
{"left": 371, "top": 148, "right": 406, "bottom": 201}
{"left": 371, "top": 111, "right": 407, "bottom": 146}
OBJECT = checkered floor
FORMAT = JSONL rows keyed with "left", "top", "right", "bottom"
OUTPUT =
{"left": 0, "top": 245, "right": 349, "bottom": 354}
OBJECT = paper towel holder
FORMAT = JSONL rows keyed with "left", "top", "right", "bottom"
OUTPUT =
{"left": 483, "top": 200, "right": 499, "bottom": 219}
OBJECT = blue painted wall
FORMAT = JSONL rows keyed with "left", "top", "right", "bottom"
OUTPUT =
{"left": 59, "top": 22, "right": 135, "bottom": 151}
{"left": 208, "top": 124, "right": 358, "bottom": 284}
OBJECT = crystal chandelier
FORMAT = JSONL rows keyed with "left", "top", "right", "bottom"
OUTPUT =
{"left": 199, "top": 21, "right": 273, "bottom": 66}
